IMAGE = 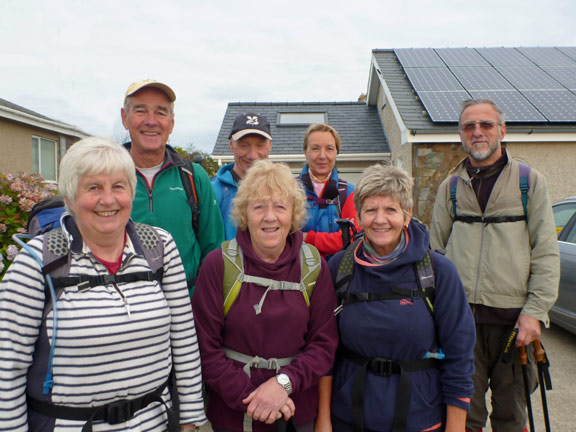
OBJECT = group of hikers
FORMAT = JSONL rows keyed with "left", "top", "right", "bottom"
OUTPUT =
{"left": 0, "top": 79, "right": 560, "bottom": 432}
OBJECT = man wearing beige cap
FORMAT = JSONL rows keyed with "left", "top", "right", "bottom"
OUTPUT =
{"left": 121, "top": 79, "right": 224, "bottom": 296}
{"left": 211, "top": 112, "right": 272, "bottom": 239}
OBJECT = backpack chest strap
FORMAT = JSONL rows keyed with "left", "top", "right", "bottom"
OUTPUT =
{"left": 241, "top": 275, "right": 303, "bottom": 315}
{"left": 224, "top": 348, "right": 294, "bottom": 377}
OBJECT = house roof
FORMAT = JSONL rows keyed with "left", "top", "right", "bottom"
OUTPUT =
{"left": 0, "top": 97, "right": 88, "bottom": 138}
{"left": 212, "top": 102, "right": 390, "bottom": 156}
{"left": 370, "top": 48, "right": 576, "bottom": 134}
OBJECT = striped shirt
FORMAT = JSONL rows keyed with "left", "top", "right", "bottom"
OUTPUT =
{"left": 0, "top": 220, "right": 206, "bottom": 431}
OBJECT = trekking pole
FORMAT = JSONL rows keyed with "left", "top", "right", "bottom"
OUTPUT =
{"left": 518, "top": 345, "right": 536, "bottom": 432}
{"left": 533, "top": 339, "right": 552, "bottom": 432}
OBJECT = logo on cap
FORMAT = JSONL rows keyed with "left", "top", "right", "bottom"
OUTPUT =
{"left": 246, "top": 116, "right": 259, "bottom": 126}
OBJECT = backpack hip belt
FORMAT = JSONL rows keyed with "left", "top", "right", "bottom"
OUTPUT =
{"left": 27, "top": 377, "right": 177, "bottom": 432}
{"left": 224, "top": 348, "right": 294, "bottom": 432}
{"left": 341, "top": 346, "right": 440, "bottom": 432}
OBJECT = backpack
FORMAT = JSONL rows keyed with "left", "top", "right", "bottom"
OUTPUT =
{"left": 449, "top": 163, "right": 531, "bottom": 224}
{"left": 333, "top": 235, "right": 436, "bottom": 318}
{"left": 26, "top": 160, "right": 200, "bottom": 237}
{"left": 12, "top": 219, "right": 166, "bottom": 396}
{"left": 220, "top": 238, "right": 321, "bottom": 316}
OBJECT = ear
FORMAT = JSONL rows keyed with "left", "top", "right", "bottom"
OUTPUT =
{"left": 121, "top": 108, "right": 128, "bottom": 130}
{"left": 499, "top": 123, "right": 507, "bottom": 140}
{"left": 64, "top": 197, "right": 75, "bottom": 216}
{"left": 404, "top": 208, "right": 413, "bottom": 227}
{"left": 229, "top": 139, "right": 235, "bottom": 152}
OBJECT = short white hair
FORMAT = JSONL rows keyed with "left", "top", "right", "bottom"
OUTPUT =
{"left": 59, "top": 137, "right": 136, "bottom": 212}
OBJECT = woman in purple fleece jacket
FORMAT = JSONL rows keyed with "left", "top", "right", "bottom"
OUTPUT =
{"left": 192, "top": 160, "right": 338, "bottom": 432}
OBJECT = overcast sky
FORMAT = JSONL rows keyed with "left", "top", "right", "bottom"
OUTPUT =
{"left": 1, "top": 0, "right": 575, "bottom": 153}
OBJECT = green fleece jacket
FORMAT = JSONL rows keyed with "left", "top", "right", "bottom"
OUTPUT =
{"left": 430, "top": 154, "right": 559, "bottom": 325}
{"left": 125, "top": 143, "right": 224, "bottom": 296}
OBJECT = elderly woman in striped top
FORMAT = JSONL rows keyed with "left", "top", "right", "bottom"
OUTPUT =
{"left": 0, "top": 137, "right": 205, "bottom": 431}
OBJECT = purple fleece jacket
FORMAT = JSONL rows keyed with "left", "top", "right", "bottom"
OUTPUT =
{"left": 192, "top": 229, "right": 338, "bottom": 431}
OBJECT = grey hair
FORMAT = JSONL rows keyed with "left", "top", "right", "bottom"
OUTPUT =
{"left": 58, "top": 137, "right": 137, "bottom": 213}
{"left": 459, "top": 98, "right": 505, "bottom": 125}
{"left": 354, "top": 164, "right": 413, "bottom": 216}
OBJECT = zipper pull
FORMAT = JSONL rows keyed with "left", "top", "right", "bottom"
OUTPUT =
{"left": 113, "top": 284, "right": 131, "bottom": 318}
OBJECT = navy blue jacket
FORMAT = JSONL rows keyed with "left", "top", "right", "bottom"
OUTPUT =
{"left": 329, "top": 219, "right": 475, "bottom": 431}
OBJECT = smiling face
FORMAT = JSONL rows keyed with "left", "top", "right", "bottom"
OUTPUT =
{"left": 230, "top": 134, "right": 272, "bottom": 179}
{"left": 246, "top": 196, "right": 293, "bottom": 262}
{"left": 459, "top": 103, "right": 506, "bottom": 167}
{"left": 67, "top": 171, "right": 133, "bottom": 247}
{"left": 359, "top": 195, "right": 411, "bottom": 256}
{"left": 121, "top": 87, "right": 175, "bottom": 164}
{"left": 304, "top": 131, "right": 338, "bottom": 181}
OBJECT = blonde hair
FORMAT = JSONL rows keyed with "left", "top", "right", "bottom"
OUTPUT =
{"left": 302, "top": 123, "right": 341, "bottom": 153}
{"left": 232, "top": 160, "right": 307, "bottom": 232}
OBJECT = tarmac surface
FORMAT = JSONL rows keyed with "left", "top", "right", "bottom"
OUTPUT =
{"left": 485, "top": 323, "right": 576, "bottom": 432}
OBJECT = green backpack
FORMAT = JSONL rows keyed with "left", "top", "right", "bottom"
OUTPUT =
{"left": 221, "top": 238, "right": 321, "bottom": 315}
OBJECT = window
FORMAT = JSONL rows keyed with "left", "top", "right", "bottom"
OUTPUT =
{"left": 32, "top": 136, "right": 57, "bottom": 182}
{"left": 553, "top": 202, "right": 576, "bottom": 236}
{"left": 278, "top": 112, "right": 326, "bottom": 125}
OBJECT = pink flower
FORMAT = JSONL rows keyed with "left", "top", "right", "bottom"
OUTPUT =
{"left": 0, "top": 223, "right": 6, "bottom": 233}
{"left": 0, "top": 195, "right": 13, "bottom": 205}
{"left": 6, "top": 244, "right": 18, "bottom": 261}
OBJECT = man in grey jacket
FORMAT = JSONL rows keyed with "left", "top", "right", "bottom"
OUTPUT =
{"left": 430, "top": 98, "right": 559, "bottom": 432}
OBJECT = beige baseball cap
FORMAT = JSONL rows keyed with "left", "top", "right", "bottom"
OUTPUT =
{"left": 124, "top": 79, "right": 176, "bottom": 102}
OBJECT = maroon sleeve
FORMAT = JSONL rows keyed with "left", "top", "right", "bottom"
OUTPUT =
{"left": 191, "top": 249, "right": 256, "bottom": 412}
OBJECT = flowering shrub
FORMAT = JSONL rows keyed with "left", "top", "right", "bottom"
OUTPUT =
{"left": 0, "top": 172, "right": 57, "bottom": 279}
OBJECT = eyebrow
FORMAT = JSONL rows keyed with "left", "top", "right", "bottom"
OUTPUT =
{"left": 131, "top": 103, "right": 170, "bottom": 113}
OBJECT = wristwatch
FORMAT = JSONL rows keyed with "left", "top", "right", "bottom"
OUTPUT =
{"left": 276, "top": 373, "right": 293, "bottom": 395}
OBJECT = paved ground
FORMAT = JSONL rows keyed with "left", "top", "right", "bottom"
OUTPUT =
{"left": 485, "top": 323, "right": 576, "bottom": 431}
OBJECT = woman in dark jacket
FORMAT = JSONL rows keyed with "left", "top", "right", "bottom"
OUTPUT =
{"left": 329, "top": 164, "right": 475, "bottom": 432}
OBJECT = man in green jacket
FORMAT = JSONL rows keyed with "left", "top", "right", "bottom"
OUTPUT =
{"left": 430, "top": 99, "right": 559, "bottom": 432}
{"left": 121, "top": 79, "right": 224, "bottom": 296}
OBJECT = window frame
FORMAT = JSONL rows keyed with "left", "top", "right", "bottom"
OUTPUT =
{"left": 276, "top": 112, "right": 327, "bottom": 126}
{"left": 32, "top": 135, "right": 58, "bottom": 182}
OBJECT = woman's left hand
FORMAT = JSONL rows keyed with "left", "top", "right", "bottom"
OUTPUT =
{"left": 242, "top": 377, "right": 292, "bottom": 424}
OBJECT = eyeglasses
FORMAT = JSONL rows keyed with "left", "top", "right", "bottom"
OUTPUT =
{"left": 460, "top": 120, "right": 502, "bottom": 133}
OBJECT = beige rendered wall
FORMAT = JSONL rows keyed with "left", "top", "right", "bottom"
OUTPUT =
{"left": 506, "top": 141, "right": 576, "bottom": 204}
{"left": 0, "top": 118, "right": 60, "bottom": 174}
{"left": 377, "top": 87, "right": 412, "bottom": 173}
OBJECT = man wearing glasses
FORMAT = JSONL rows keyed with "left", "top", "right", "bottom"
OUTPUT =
{"left": 430, "top": 99, "right": 559, "bottom": 432}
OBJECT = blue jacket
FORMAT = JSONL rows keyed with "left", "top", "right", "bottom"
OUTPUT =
{"left": 211, "top": 163, "right": 238, "bottom": 240}
{"left": 328, "top": 219, "right": 475, "bottom": 431}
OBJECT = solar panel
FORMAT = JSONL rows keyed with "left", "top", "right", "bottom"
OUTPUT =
{"left": 451, "top": 67, "right": 514, "bottom": 90}
{"left": 475, "top": 47, "right": 534, "bottom": 66}
{"left": 469, "top": 90, "right": 547, "bottom": 122}
{"left": 557, "top": 47, "right": 576, "bottom": 62}
{"left": 394, "top": 48, "right": 445, "bottom": 67}
{"left": 522, "top": 90, "right": 576, "bottom": 121}
{"left": 435, "top": 48, "right": 489, "bottom": 67}
{"left": 517, "top": 47, "right": 576, "bottom": 66}
{"left": 496, "top": 66, "right": 564, "bottom": 90}
{"left": 540, "top": 67, "right": 576, "bottom": 91}
{"left": 418, "top": 91, "right": 471, "bottom": 121}
{"left": 404, "top": 67, "right": 463, "bottom": 92}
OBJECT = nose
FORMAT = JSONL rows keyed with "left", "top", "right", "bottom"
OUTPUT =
{"left": 263, "top": 204, "right": 277, "bottom": 221}
{"left": 100, "top": 188, "right": 116, "bottom": 206}
{"left": 247, "top": 145, "right": 259, "bottom": 161}
{"left": 374, "top": 208, "right": 387, "bottom": 224}
{"left": 471, "top": 123, "right": 484, "bottom": 137}
{"left": 144, "top": 111, "right": 158, "bottom": 126}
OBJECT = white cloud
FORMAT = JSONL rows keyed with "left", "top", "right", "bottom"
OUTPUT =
{"left": 1, "top": 0, "right": 575, "bottom": 152}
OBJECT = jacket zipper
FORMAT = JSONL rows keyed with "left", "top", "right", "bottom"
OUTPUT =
{"left": 113, "top": 283, "right": 131, "bottom": 318}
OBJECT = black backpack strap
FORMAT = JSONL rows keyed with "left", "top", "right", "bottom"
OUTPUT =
{"left": 342, "top": 346, "right": 440, "bottom": 432}
{"left": 179, "top": 159, "right": 200, "bottom": 236}
{"left": 414, "top": 250, "right": 435, "bottom": 317}
{"left": 337, "top": 178, "right": 349, "bottom": 214}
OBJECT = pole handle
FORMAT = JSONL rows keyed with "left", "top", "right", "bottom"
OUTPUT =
{"left": 533, "top": 339, "right": 545, "bottom": 363}
{"left": 518, "top": 345, "right": 528, "bottom": 366}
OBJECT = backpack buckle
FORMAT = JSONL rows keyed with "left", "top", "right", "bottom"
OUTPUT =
{"left": 106, "top": 400, "right": 135, "bottom": 424}
{"left": 410, "top": 288, "right": 421, "bottom": 299}
{"left": 370, "top": 358, "right": 393, "bottom": 377}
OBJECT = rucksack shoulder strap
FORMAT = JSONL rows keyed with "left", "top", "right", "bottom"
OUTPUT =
{"left": 414, "top": 250, "right": 435, "bottom": 317}
{"left": 518, "top": 163, "right": 531, "bottom": 221}
{"left": 335, "top": 238, "right": 361, "bottom": 295}
{"left": 299, "top": 243, "right": 321, "bottom": 306}
{"left": 179, "top": 160, "right": 200, "bottom": 236}
{"left": 337, "top": 178, "right": 349, "bottom": 214}
{"left": 222, "top": 239, "right": 245, "bottom": 315}
{"left": 449, "top": 175, "right": 459, "bottom": 219}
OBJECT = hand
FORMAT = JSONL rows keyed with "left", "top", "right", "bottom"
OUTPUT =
{"left": 515, "top": 313, "right": 542, "bottom": 346}
{"left": 242, "top": 377, "right": 291, "bottom": 424}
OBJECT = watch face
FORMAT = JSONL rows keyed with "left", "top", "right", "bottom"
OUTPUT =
{"left": 277, "top": 374, "right": 289, "bottom": 385}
